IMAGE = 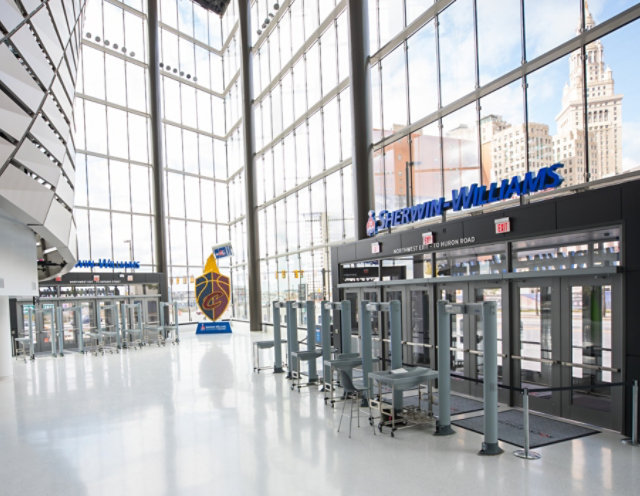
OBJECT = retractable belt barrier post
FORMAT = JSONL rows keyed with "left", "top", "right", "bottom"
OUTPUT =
{"left": 514, "top": 389, "right": 541, "bottom": 459}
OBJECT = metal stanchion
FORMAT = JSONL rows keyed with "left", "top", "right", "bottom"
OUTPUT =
{"left": 622, "top": 380, "right": 639, "bottom": 446}
{"left": 514, "top": 389, "right": 541, "bottom": 460}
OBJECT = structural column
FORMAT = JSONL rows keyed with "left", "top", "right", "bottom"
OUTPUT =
{"left": 238, "top": 0, "right": 262, "bottom": 331}
{"left": 147, "top": 0, "right": 169, "bottom": 295}
{"left": 0, "top": 296, "right": 13, "bottom": 378}
{"left": 348, "top": 0, "right": 373, "bottom": 239}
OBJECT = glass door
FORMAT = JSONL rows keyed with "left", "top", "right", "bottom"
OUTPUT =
{"left": 561, "top": 276, "right": 622, "bottom": 430}
{"left": 512, "top": 280, "right": 561, "bottom": 415}
{"left": 407, "top": 286, "right": 433, "bottom": 368}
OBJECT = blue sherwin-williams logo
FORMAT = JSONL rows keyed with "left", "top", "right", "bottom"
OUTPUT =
{"left": 74, "top": 259, "right": 140, "bottom": 269}
{"left": 366, "top": 210, "right": 377, "bottom": 237}
{"left": 366, "top": 163, "right": 564, "bottom": 236}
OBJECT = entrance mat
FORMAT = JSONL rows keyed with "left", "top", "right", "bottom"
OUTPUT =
{"left": 382, "top": 393, "right": 484, "bottom": 416}
{"left": 452, "top": 409, "right": 600, "bottom": 449}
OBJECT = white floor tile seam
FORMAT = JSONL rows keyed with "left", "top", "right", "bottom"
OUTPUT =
{"left": 0, "top": 323, "right": 638, "bottom": 496}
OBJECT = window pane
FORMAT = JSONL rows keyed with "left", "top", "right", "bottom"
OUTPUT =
{"left": 439, "top": 0, "right": 476, "bottom": 106}
{"left": 186, "top": 221, "right": 202, "bottom": 267}
{"left": 586, "top": 22, "right": 635, "bottom": 179}
{"left": 379, "top": 0, "right": 404, "bottom": 47}
{"left": 168, "top": 172, "right": 185, "bottom": 218}
{"left": 326, "top": 171, "right": 343, "bottom": 242}
{"left": 169, "top": 219, "right": 187, "bottom": 265}
{"left": 323, "top": 98, "right": 340, "bottom": 168}
{"left": 183, "top": 130, "right": 199, "bottom": 174}
{"left": 84, "top": 101, "right": 107, "bottom": 154}
{"left": 526, "top": 54, "right": 579, "bottom": 185}
{"left": 87, "top": 156, "right": 110, "bottom": 209}
{"left": 525, "top": 0, "right": 580, "bottom": 61}
{"left": 306, "top": 42, "right": 321, "bottom": 107}
{"left": 308, "top": 111, "right": 324, "bottom": 176}
{"left": 383, "top": 136, "right": 410, "bottom": 211}
{"left": 90, "top": 210, "right": 112, "bottom": 260}
{"left": 105, "top": 55, "right": 126, "bottom": 106}
{"left": 442, "top": 103, "right": 479, "bottom": 194}
{"left": 165, "top": 125, "right": 183, "bottom": 170}
{"left": 112, "top": 213, "right": 132, "bottom": 260}
{"left": 321, "top": 24, "right": 337, "bottom": 93}
{"left": 184, "top": 176, "right": 201, "bottom": 220}
{"left": 407, "top": 21, "right": 437, "bottom": 123}
{"left": 477, "top": 0, "right": 521, "bottom": 85}
{"left": 109, "top": 160, "right": 131, "bottom": 211}
{"left": 480, "top": 80, "right": 526, "bottom": 185}
{"left": 381, "top": 45, "right": 408, "bottom": 135}
{"left": 340, "top": 89, "right": 352, "bottom": 161}
{"left": 128, "top": 114, "right": 149, "bottom": 163}
{"left": 107, "top": 107, "right": 128, "bottom": 159}
{"left": 411, "top": 122, "right": 443, "bottom": 202}
{"left": 130, "top": 165, "right": 151, "bottom": 213}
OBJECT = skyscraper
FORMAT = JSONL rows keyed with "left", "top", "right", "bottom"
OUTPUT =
{"left": 555, "top": 4, "right": 622, "bottom": 182}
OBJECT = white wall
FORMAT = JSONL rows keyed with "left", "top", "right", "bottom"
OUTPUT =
{"left": 0, "top": 214, "right": 38, "bottom": 298}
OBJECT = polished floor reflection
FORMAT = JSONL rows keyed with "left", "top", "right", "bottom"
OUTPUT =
{"left": 0, "top": 323, "right": 638, "bottom": 496}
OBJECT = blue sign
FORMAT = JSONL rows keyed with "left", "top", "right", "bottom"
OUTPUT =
{"left": 367, "top": 163, "right": 564, "bottom": 236}
{"left": 214, "top": 245, "right": 233, "bottom": 258}
{"left": 196, "top": 321, "right": 232, "bottom": 334}
{"left": 75, "top": 259, "right": 140, "bottom": 269}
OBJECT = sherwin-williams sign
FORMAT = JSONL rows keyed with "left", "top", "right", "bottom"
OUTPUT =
{"left": 366, "top": 163, "right": 564, "bottom": 237}
{"left": 74, "top": 259, "right": 140, "bottom": 269}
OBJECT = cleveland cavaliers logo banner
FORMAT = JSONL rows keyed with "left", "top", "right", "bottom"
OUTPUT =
{"left": 196, "top": 254, "right": 231, "bottom": 321}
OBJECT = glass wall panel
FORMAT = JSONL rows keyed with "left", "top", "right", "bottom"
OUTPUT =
{"left": 411, "top": 122, "right": 442, "bottom": 203}
{"left": 526, "top": 54, "right": 581, "bottom": 185}
{"left": 439, "top": 0, "right": 476, "bottom": 106}
{"left": 381, "top": 44, "right": 408, "bottom": 136}
{"left": 87, "top": 156, "right": 110, "bottom": 209}
{"left": 383, "top": 136, "right": 410, "bottom": 212}
{"left": 480, "top": 80, "right": 526, "bottom": 185}
{"left": 407, "top": 20, "right": 437, "bottom": 123}
{"left": 323, "top": 98, "right": 340, "bottom": 168}
{"left": 586, "top": 21, "right": 639, "bottom": 179}
{"left": 378, "top": 0, "right": 404, "bottom": 47}
{"left": 109, "top": 160, "right": 131, "bottom": 211}
{"left": 321, "top": 23, "right": 337, "bottom": 93}
{"left": 525, "top": 0, "right": 580, "bottom": 62}
{"left": 442, "top": 103, "right": 479, "bottom": 194}
{"left": 477, "top": 0, "right": 521, "bottom": 85}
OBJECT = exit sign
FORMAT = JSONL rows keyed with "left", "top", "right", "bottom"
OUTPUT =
{"left": 495, "top": 217, "right": 511, "bottom": 234}
{"left": 422, "top": 231, "right": 434, "bottom": 245}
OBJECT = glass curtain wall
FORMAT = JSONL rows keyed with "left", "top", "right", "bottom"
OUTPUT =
{"left": 252, "top": 0, "right": 355, "bottom": 323}
{"left": 74, "top": 0, "right": 239, "bottom": 322}
{"left": 75, "top": 0, "right": 155, "bottom": 273}
{"left": 370, "top": 0, "right": 640, "bottom": 215}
